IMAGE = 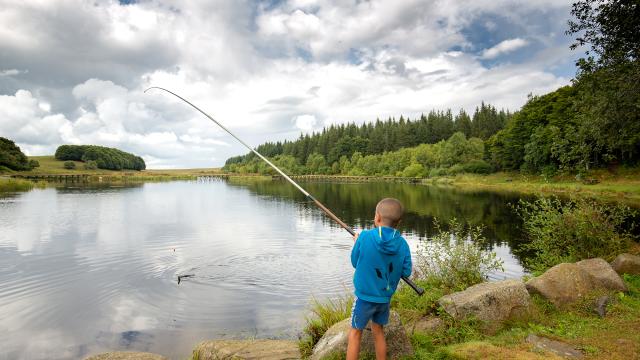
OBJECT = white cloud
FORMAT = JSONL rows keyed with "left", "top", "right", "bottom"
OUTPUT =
{"left": 294, "top": 114, "right": 318, "bottom": 132}
{"left": 481, "top": 38, "right": 529, "bottom": 59}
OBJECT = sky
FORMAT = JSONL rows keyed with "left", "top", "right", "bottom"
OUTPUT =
{"left": 0, "top": 0, "right": 580, "bottom": 168}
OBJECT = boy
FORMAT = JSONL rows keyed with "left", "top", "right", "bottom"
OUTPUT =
{"left": 347, "top": 198, "right": 412, "bottom": 360}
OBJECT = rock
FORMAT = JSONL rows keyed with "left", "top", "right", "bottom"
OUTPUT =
{"left": 193, "top": 339, "right": 300, "bottom": 360}
{"left": 407, "top": 316, "right": 444, "bottom": 334}
{"left": 611, "top": 253, "right": 640, "bottom": 275}
{"left": 594, "top": 295, "right": 612, "bottom": 318}
{"left": 526, "top": 334, "right": 584, "bottom": 359}
{"left": 576, "top": 258, "right": 627, "bottom": 291}
{"left": 84, "top": 352, "right": 167, "bottom": 360}
{"left": 437, "top": 279, "right": 532, "bottom": 325}
{"left": 311, "top": 311, "right": 412, "bottom": 360}
{"left": 525, "top": 263, "right": 595, "bottom": 307}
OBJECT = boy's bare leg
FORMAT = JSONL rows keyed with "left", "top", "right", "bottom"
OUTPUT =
{"left": 371, "top": 322, "right": 387, "bottom": 360}
{"left": 346, "top": 328, "right": 362, "bottom": 360}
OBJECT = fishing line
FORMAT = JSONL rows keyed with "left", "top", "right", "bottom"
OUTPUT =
{"left": 145, "top": 87, "right": 424, "bottom": 296}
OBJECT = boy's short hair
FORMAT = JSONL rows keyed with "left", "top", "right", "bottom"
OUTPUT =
{"left": 376, "top": 198, "right": 404, "bottom": 226}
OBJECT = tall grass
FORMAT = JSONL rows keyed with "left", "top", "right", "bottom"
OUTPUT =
{"left": 0, "top": 178, "right": 45, "bottom": 193}
{"left": 298, "top": 294, "right": 353, "bottom": 358}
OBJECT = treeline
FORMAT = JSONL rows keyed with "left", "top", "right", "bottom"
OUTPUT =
{"left": 55, "top": 145, "right": 146, "bottom": 171}
{"left": 225, "top": 103, "right": 510, "bottom": 174}
{"left": 0, "top": 137, "right": 38, "bottom": 171}
{"left": 226, "top": 132, "right": 492, "bottom": 177}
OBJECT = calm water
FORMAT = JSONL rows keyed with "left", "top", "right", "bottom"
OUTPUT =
{"left": 0, "top": 180, "right": 529, "bottom": 359}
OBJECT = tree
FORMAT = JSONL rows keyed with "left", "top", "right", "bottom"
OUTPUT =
{"left": 0, "top": 137, "right": 31, "bottom": 171}
{"left": 64, "top": 161, "right": 76, "bottom": 170}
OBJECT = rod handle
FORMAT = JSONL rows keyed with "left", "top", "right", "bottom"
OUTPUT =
{"left": 401, "top": 276, "right": 424, "bottom": 296}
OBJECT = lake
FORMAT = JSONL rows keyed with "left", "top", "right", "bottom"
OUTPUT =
{"left": 0, "top": 179, "right": 530, "bottom": 359}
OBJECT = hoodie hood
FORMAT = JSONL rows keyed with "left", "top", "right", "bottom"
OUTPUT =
{"left": 373, "top": 226, "right": 403, "bottom": 254}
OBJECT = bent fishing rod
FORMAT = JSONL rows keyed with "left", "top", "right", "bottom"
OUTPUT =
{"left": 145, "top": 86, "right": 425, "bottom": 296}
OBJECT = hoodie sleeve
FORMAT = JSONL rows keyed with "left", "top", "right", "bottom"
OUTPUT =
{"left": 402, "top": 242, "right": 412, "bottom": 278}
{"left": 350, "top": 233, "right": 362, "bottom": 268}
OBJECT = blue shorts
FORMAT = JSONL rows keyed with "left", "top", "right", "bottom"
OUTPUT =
{"left": 350, "top": 297, "right": 390, "bottom": 330}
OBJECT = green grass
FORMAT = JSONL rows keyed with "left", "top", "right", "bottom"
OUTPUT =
{"left": 0, "top": 177, "right": 46, "bottom": 193}
{"left": 440, "top": 169, "right": 640, "bottom": 206}
{"left": 298, "top": 294, "right": 354, "bottom": 358}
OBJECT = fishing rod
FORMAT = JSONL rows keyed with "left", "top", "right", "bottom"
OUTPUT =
{"left": 145, "top": 86, "right": 425, "bottom": 296}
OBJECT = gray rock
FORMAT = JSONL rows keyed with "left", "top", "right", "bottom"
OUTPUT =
{"left": 525, "top": 263, "right": 595, "bottom": 307}
{"left": 438, "top": 279, "right": 532, "bottom": 325}
{"left": 193, "top": 339, "right": 300, "bottom": 360}
{"left": 576, "top": 258, "right": 627, "bottom": 291}
{"left": 84, "top": 352, "right": 167, "bottom": 360}
{"left": 311, "top": 311, "right": 412, "bottom": 360}
{"left": 611, "top": 253, "right": 640, "bottom": 275}
{"left": 526, "top": 334, "right": 583, "bottom": 359}
{"left": 594, "top": 295, "right": 612, "bottom": 318}
{"left": 406, "top": 316, "right": 444, "bottom": 334}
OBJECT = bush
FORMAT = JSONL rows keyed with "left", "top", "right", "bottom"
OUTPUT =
{"left": 84, "top": 160, "right": 97, "bottom": 170}
{"left": 462, "top": 159, "right": 493, "bottom": 174}
{"left": 416, "top": 219, "right": 504, "bottom": 291}
{"left": 28, "top": 159, "right": 40, "bottom": 169}
{"left": 401, "top": 163, "right": 426, "bottom": 177}
{"left": 64, "top": 161, "right": 76, "bottom": 170}
{"left": 55, "top": 145, "right": 145, "bottom": 170}
{"left": 515, "top": 197, "right": 637, "bottom": 273}
{"left": 0, "top": 137, "right": 31, "bottom": 171}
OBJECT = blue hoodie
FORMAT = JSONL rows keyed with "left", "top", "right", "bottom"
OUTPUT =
{"left": 351, "top": 226, "right": 412, "bottom": 303}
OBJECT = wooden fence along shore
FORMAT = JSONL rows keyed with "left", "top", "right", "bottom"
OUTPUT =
{"left": 8, "top": 173, "right": 423, "bottom": 184}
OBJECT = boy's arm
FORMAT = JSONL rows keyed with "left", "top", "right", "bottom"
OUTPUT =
{"left": 350, "top": 233, "right": 362, "bottom": 268}
{"left": 402, "top": 242, "right": 412, "bottom": 278}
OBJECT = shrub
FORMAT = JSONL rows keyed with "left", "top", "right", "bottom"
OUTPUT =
{"left": 28, "top": 159, "right": 40, "bottom": 168}
{"left": 515, "top": 196, "right": 637, "bottom": 273}
{"left": 462, "top": 159, "right": 493, "bottom": 174}
{"left": 55, "top": 145, "right": 145, "bottom": 170}
{"left": 84, "top": 160, "right": 98, "bottom": 170}
{"left": 64, "top": 161, "right": 76, "bottom": 170}
{"left": 0, "top": 137, "right": 31, "bottom": 171}
{"left": 416, "top": 219, "right": 504, "bottom": 291}
{"left": 401, "top": 163, "right": 426, "bottom": 178}
{"left": 298, "top": 294, "right": 353, "bottom": 358}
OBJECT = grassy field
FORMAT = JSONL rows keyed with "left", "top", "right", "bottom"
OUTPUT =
{"left": 3, "top": 156, "right": 224, "bottom": 178}
{"left": 426, "top": 169, "right": 640, "bottom": 206}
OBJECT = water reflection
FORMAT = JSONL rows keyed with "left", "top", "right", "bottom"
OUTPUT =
{"left": 0, "top": 180, "right": 529, "bottom": 359}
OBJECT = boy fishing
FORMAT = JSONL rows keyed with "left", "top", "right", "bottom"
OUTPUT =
{"left": 347, "top": 198, "right": 412, "bottom": 360}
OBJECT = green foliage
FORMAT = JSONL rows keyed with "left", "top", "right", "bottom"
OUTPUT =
{"left": 298, "top": 294, "right": 353, "bottom": 358}
{"left": 55, "top": 145, "right": 146, "bottom": 171}
{"left": 63, "top": 161, "right": 76, "bottom": 170}
{"left": 0, "top": 137, "right": 31, "bottom": 171}
{"left": 515, "top": 196, "right": 637, "bottom": 272}
{"left": 227, "top": 132, "right": 488, "bottom": 178}
{"left": 83, "top": 160, "right": 98, "bottom": 170}
{"left": 416, "top": 219, "right": 504, "bottom": 291}
{"left": 28, "top": 159, "right": 40, "bottom": 168}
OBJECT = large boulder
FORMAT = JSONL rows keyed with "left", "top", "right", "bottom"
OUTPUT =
{"left": 84, "top": 352, "right": 167, "bottom": 360}
{"left": 311, "top": 311, "right": 412, "bottom": 360}
{"left": 576, "top": 258, "right": 627, "bottom": 291}
{"left": 437, "top": 280, "right": 532, "bottom": 325}
{"left": 525, "top": 263, "right": 595, "bottom": 307}
{"left": 611, "top": 253, "right": 640, "bottom": 275}
{"left": 193, "top": 339, "right": 300, "bottom": 360}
